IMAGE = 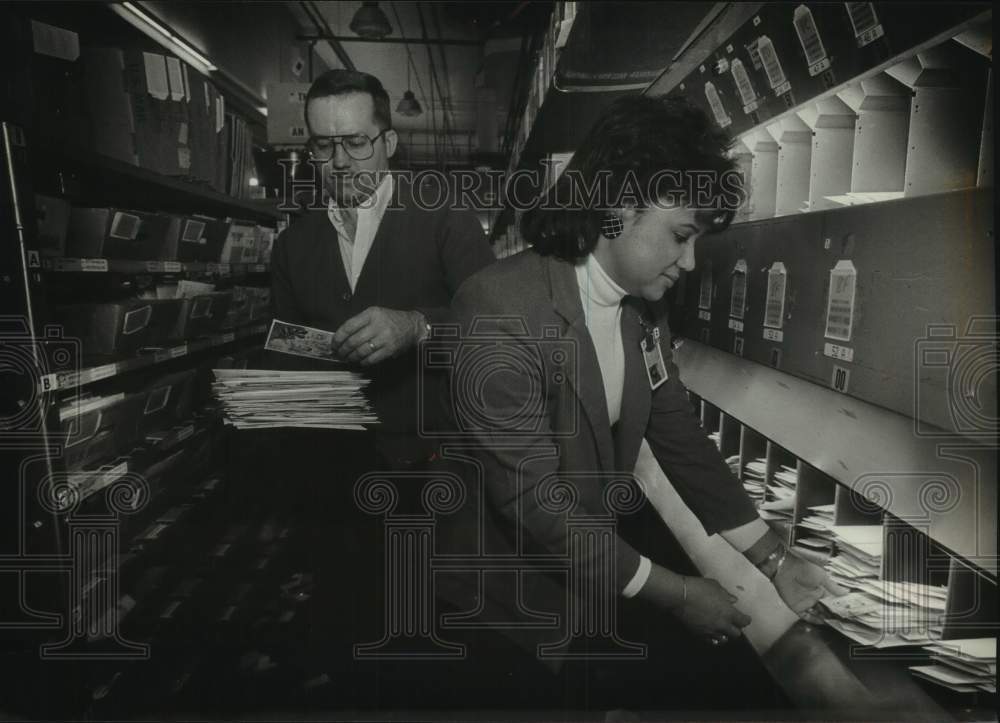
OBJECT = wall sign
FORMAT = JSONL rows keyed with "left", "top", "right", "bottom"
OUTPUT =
{"left": 824, "top": 260, "right": 857, "bottom": 342}
{"left": 729, "top": 259, "right": 748, "bottom": 320}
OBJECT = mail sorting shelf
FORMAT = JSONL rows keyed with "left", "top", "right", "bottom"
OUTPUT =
{"left": 677, "top": 345, "right": 996, "bottom": 709}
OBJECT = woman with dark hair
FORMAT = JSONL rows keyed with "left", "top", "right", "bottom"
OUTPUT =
{"left": 433, "top": 93, "right": 844, "bottom": 710}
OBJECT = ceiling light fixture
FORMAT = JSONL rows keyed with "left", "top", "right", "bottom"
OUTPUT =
{"left": 396, "top": 58, "right": 423, "bottom": 117}
{"left": 350, "top": 2, "right": 393, "bottom": 39}
{"left": 396, "top": 89, "right": 423, "bottom": 117}
{"left": 112, "top": 2, "right": 217, "bottom": 74}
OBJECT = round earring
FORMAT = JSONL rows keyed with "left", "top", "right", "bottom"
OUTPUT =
{"left": 601, "top": 213, "right": 623, "bottom": 239}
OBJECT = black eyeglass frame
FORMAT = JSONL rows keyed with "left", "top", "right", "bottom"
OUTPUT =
{"left": 305, "top": 129, "right": 389, "bottom": 161}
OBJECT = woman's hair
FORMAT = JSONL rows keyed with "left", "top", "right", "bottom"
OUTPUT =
{"left": 522, "top": 94, "right": 741, "bottom": 261}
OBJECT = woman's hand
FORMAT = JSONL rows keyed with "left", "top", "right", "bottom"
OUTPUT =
{"left": 771, "top": 551, "right": 848, "bottom": 624}
{"left": 673, "top": 576, "right": 752, "bottom": 642}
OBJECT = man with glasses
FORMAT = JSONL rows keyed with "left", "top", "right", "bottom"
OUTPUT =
{"left": 271, "top": 68, "right": 493, "bottom": 469}
{"left": 265, "top": 69, "right": 492, "bottom": 704}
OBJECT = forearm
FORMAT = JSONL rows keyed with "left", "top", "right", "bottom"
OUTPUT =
{"left": 634, "top": 561, "right": 687, "bottom": 611}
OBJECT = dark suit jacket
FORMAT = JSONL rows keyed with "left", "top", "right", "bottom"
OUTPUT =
{"left": 435, "top": 250, "right": 759, "bottom": 660}
{"left": 270, "top": 178, "right": 494, "bottom": 462}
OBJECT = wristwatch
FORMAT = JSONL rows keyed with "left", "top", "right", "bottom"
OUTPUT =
{"left": 756, "top": 543, "right": 789, "bottom": 580}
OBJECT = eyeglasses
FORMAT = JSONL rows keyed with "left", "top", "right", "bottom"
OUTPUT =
{"left": 305, "top": 130, "right": 388, "bottom": 161}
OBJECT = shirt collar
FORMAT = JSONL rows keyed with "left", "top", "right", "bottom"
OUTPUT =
{"left": 326, "top": 172, "right": 394, "bottom": 223}
{"left": 576, "top": 252, "right": 628, "bottom": 310}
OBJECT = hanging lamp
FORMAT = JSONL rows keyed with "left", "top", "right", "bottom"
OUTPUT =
{"left": 350, "top": 2, "right": 393, "bottom": 39}
{"left": 396, "top": 61, "right": 423, "bottom": 117}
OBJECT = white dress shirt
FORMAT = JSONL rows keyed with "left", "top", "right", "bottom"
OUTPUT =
{"left": 575, "top": 253, "right": 768, "bottom": 599}
{"left": 327, "top": 173, "right": 394, "bottom": 291}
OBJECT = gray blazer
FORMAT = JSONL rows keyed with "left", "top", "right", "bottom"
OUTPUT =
{"left": 434, "top": 250, "right": 758, "bottom": 658}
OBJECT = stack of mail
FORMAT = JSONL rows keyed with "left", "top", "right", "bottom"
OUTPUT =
{"left": 708, "top": 430, "right": 722, "bottom": 450}
{"left": 759, "top": 464, "right": 797, "bottom": 522}
{"left": 795, "top": 503, "right": 836, "bottom": 557}
{"left": 724, "top": 454, "right": 740, "bottom": 476}
{"left": 912, "top": 638, "right": 996, "bottom": 693}
{"left": 742, "top": 457, "right": 767, "bottom": 502}
{"left": 822, "top": 526, "right": 946, "bottom": 648}
{"left": 213, "top": 369, "right": 377, "bottom": 430}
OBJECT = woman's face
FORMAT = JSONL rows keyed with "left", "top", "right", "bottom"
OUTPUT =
{"left": 594, "top": 203, "right": 704, "bottom": 302}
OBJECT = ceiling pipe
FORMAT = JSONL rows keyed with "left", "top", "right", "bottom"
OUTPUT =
{"left": 300, "top": 1, "right": 356, "bottom": 70}
{"left": 296, "top": 34, "right": 481, "bottom": 47}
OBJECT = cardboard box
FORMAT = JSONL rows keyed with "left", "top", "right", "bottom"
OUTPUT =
{"left": 173, "top": 291, "right": 233, "bottom": 340}
{"left": 219, "top": 221, "right": 258, "bottom": 263}
{"left": 255, "top": 226, "right": 276, "bottom": 264}
{"left": 34, "top": 194, "right": 71, "bottom": 257}
{"left": 30, "top": 20, "right": 89, "bottom": 147}
{"left": 67, "top": 207, "right": 175, "bottom": 260}
{"left": 185, "top": 71, "right": 218, "bottom": 185}
{"left": 56, "top": 299, "right": 178, "bottom": 357}
{"left": 81, "top": 46, "right": 137, "bottom": 165}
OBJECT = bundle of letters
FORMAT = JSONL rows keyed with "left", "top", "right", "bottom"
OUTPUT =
{"left": 742, "top": 457, "right": 767, "bottom": 503}
{"left": 911, "top": 638, "right": 995, "bottom": 694}
{"left": 820, "top": 525, "right": 946, "bottom": 648}
{"left": 212, "top": 320, "right": 378, "bottom": 430}
{"left": 758, "top": 463, "right": 797, "bottom": 522}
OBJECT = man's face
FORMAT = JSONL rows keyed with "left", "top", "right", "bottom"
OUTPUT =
{"left": 305, "top": 91, "right": 397, "bottom": 206}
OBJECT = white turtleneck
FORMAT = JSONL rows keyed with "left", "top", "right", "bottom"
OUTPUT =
{"left": 575, "top": 253, "right": 627, "bottom": 425}
{"left": 576, "top": 254, "right": 650, "bottom": 596}
{"left": 575, "top": 253, "right": 769, "bottom": 599}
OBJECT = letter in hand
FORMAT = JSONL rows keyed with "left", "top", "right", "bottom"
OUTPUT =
{"left": 331, "top": 307, "right": 423, "bottom": 366}
{"left": 772, "top": 551, "right": 849, "bottom": 625}
{"left": 676, "top": 577, "right": 752, "bottom": 641}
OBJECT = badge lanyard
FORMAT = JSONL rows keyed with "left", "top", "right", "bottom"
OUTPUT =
{"left": 639, "top": 315, "right": 668, "bottom": 390}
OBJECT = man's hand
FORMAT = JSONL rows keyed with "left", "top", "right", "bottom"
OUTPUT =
{"left": 331, "top": 307, "right": 426, "bottom": 366}
{"left": 770, "top": 550, "right": 848, "bottom": 624}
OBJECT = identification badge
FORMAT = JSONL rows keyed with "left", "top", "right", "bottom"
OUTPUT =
{"left": 641, "top": 325, "right": 668, "bottom": 390}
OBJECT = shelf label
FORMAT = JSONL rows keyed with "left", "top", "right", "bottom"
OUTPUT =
{"left": 87, "top": 363, "right": 119, "bottom": 383}
{"left": 763, "top": 328, "right": 784, "bottom": 343}
{"left": 728, "top": 318, "right": 744, "bottom": 333}
{"left": 40, "top": 373, "right": 59, "bottom": 392}
{"left": 175, "top": 424, "right": 195, "bottom": 443}
{"left": 145, "top": 261, "right": 182, "bottom": 273}
{"left": 698, "top": 310, "right": 711, "bottom": 322}
{"left": 774, "top": 80, "right": 791, "bottom": 97}
{"left": 824, "top": 260, "right": 857, "bottom": 342}
{"left": 845, "top": 3, "right": 884, "bottom": 47}
{"left": 56, "top": 258, "right": 108, "bottom": 272}
{"left": 698, "top": 262, "right": 713, "bottom": 310}
{"left": 824, "top": 342, "right": 854, "bottom": 362}
{"left": 729, "top": 259, "right": 748, "bottom": 320}
{"left": 168, "top": 344, "right": 188, "bottom": 359}
{"left": 89, "top": 461, "right": 129, "bottom": 499}
{"left": 794, "top": 5, "right": 831, "bottom": 77}
{"left": 764, "top": 262, "right": 787, "bottom": 329}
{"left": 221, "top": 332, "right": 236, "bottom": 343}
